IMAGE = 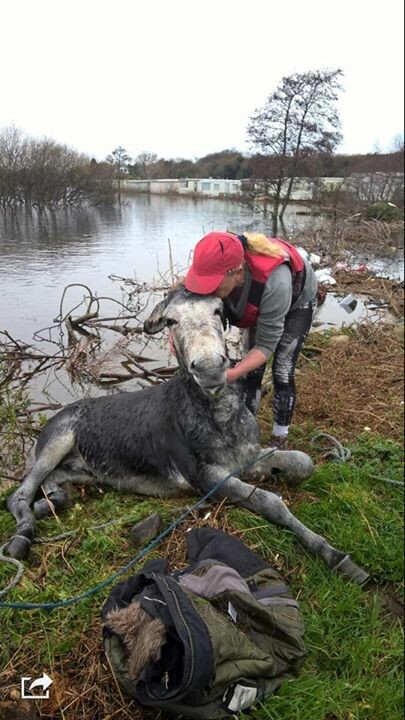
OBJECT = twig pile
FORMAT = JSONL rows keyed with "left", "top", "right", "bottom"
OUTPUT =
{"left": 333, "top": 269, "right": 404, "bottom": 318}
{"left": 0, "top": 275, "right": 178, "bottom": 398}
{"left": 291, "top": 323, "right": 404, "bottom": 442}
{"left": 340, "top": 219, "right": 404, "bottom": 252}
{"left": 289, "top": 218, "right": 404, "bottom": 267}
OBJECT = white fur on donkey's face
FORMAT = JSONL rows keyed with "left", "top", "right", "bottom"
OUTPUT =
{"left": 165, "top": 293, "right": 229, "bottom": 391}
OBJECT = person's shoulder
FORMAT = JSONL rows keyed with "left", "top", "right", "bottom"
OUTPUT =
{"left": 265, "top": 262, "right": 292, "bottom": 288}
{"left": 260, "top": 264, "right": 292, "bottom": 311}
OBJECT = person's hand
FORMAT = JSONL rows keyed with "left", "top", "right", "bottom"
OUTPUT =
{"left": 225, "top": 367, "right": 239, "bottom": 384}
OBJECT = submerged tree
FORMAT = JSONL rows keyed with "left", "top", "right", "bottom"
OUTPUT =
{"left": 247, "top": 69, "right": 343, "bottom": 233}
{"left": 0, "top": 125, "right": 115, "bottom": 209}
{"left": 0, "top": 126, "right": 29, "bottom": 206}
{"left": 106, "top": 146, "right": 132, "bottom": 202}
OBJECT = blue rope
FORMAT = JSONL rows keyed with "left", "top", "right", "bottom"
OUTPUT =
{"left": 0, "top": 449, "right": 274, "bottom": 611}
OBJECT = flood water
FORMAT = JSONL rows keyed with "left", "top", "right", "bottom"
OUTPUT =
{"left": 0, "top": 195, "right": 333, "bottom": 341}
{"left": 0, "top": 195, "right": 403, "bottom": 405}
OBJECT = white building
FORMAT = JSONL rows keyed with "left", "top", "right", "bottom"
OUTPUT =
{"left": 196, "top": 179, "right": 241, "bottom": 196}
{"left": 122, "top": 178, "right": 242, "bottom": 197}
{"left": 123, "top": 179, "right": 150, "bottom": 192}
{"left": 122, "top": 176, "right": 365, "bottom": 201}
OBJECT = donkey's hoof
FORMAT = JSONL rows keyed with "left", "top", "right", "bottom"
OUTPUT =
{"left": 6, "top": 535, "right": 32, "bottom": 560}
{"left": 333, "top": 554, "right": 370, "bottom": 585}
{"left": 270, "top": 450, "right": 315, "bottom": 485}
{"left": 34, "top": 490, "right": 69, "bottom": 519}
{"left": 34, "top": 498, "right": 54, "bottom": 519}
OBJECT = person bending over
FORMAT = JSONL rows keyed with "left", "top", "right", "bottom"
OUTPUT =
{"left": 184, "top": 231, "right": 317, "bottom": 449}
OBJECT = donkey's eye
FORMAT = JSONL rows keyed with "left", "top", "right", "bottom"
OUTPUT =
{"left": 214, "top": 309, "right": 222, "bottom": 316}
{"left": 166, "top": 318, "right": 178, "bottom": 327}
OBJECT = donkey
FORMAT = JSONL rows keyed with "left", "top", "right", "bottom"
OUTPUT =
{"left": 4, "top": 287, "right": 368, "bottom": 584}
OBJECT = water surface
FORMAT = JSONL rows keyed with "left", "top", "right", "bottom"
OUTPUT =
{"left": 0, "top": 196, "right": 330, "bottom": 341}
{"left": 0, "top": 196, "right": 402, "bottom": 405}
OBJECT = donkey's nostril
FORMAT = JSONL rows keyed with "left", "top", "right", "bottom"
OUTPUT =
{"left": 190, "top": 354, "right": 227, "bottom": 372}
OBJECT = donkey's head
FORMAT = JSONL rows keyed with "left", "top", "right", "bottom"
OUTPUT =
{"left": 144, "top": 286, "right": 229, "bottom": 394}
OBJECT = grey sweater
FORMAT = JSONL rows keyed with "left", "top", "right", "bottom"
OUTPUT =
{"left": 252, "top": 258, "right": 317, "bottom": 358}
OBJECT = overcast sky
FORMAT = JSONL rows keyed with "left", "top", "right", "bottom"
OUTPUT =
{"left": 2, "top": 0, "right": 404, "bottom": 161}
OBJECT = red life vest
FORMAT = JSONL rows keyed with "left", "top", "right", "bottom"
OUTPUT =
{"left": 224, "top": 236, "right": 305, "bottom": 329}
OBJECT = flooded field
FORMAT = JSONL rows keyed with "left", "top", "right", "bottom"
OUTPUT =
{"left": 0, "top": 195, "right": 403, "bottom": 406}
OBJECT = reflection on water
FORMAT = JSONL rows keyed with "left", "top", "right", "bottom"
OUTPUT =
{"left": 0, "top": 196, "right": 330, "bottom": 341}
{"left": 0, "top": 197, "right": 332, "bottom": 405}
{"left": 0, "top": 196, "right": 402, "bottom": 406}
{"left": 314, "top": 292, "right": 396, "bottom": 330}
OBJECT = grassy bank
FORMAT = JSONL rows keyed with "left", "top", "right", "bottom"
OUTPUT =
{"left": 0, "top": 331, "right": 403, "bottom": 720}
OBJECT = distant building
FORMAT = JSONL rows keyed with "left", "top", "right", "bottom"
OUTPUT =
{"left": 178, "top": 179, "right": 198, "bottom": 193}
{"left": 122, "top": 178, "right": 242, "bottom": 197}
{"left": 122, "top": 174, "right": 403, "bottom": 204}
{"left": 124, "top": 179, "right": 150, "bottom": 192}
{"left": 196, "top": 179, "right": 241, "bottom": 196}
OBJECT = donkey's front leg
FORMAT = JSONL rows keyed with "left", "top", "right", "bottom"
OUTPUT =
{"left": 242, "top": 448, "right": 314, "bottom": 486}
{"left": 6, "top": 432, "right": 75, "bottom": 559}
{"left": 200, "top": 464, "right": 369, "bottom": 585}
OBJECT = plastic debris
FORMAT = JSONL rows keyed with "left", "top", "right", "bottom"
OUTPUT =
{"left": 339, "top": 294, "right": 358, "bottom": 313}
{"left": 334, "top": 261, "right": 349, "bottom": 271}
{"left": 296, "top": 248, "right": 321, "bottom": 266}
{"left": 315, "top": 268, "right": 337, "bottom": 285}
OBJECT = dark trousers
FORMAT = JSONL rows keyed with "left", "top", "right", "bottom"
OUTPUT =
{"left": 244, "top": 300, "right": 316, "bottom": 425}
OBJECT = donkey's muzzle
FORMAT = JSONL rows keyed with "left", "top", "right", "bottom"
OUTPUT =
{"left": 190, "top": 354, "right": 228, "bottom": 372}
{"left": 189, "top": 353, "right": 229, "bottom": 393}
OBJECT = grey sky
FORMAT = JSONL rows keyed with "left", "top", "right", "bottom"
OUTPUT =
{"left": 3, "top": 0, "right": 404, "bottom": 161}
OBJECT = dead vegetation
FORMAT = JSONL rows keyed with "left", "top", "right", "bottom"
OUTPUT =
{"left": 339, "top": 219, "right": 404, "bottom": 252}
{"left": 291, "top": 217, "right": 404, "bottom": 267}
{"left": 322, "top": 218, "right": 404, "bottom": 259}
{"left": 265, "top": 322, "right": 404, "bottom": 446}
{"left": 333, "top": 268, "right": 404, "bottom": 317}
{"left": 0, "top": 275, "right": 175, "bottom": 395}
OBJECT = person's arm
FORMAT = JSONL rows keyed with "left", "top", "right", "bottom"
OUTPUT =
{"left": 226, "top": 264, "right": 292, "bottom": 384}
{"left": 226, "top": 348, "right": 267, "bottom": 383}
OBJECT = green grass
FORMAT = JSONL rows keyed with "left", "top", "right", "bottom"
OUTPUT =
{"left": 0, "top": 431, "right": 403, "bottom": 719}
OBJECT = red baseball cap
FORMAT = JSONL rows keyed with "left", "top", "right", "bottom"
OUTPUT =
{"left": 185, "top": 232, "right": 244, "bottom": 294}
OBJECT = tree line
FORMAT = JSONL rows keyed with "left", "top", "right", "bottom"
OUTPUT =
{"left": 0, "top": 127, "right": 116, "bottom": 209}
{"left": 2, "top": 67, "right": 403, "bottom": 218}
{"left": 126, "top": 147, "right": 404, "bottom": 182}
{"left": 124, "top": 70, "right": 403, "bottom": 232}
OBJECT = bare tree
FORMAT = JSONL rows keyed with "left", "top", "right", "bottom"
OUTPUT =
{"left": 344, "top": 171, "right": 404, "bottom": 206}
{"left": 239, "top": 153, "right": 276, "bottom": 217}
{"left": 0, "top": 125, "right": 29, "bottom": 206}
{"left": 131, "top": 151, "right": 160, "bottom": 179}
{"left": 0, "top": 126, "right": 115, "bottom": 208}
{"left": 247, "top": 69, "right": 343, "bottom": 233}
{"left": 106, "top": 146, "right": 132, "bottom": 202}
{"left": 389, "top": 133, "right": 405, "bottom": 153}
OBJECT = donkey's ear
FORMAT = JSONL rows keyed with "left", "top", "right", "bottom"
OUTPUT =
{"left": 143, "top": 298, "right": 169, "bottom": 334}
